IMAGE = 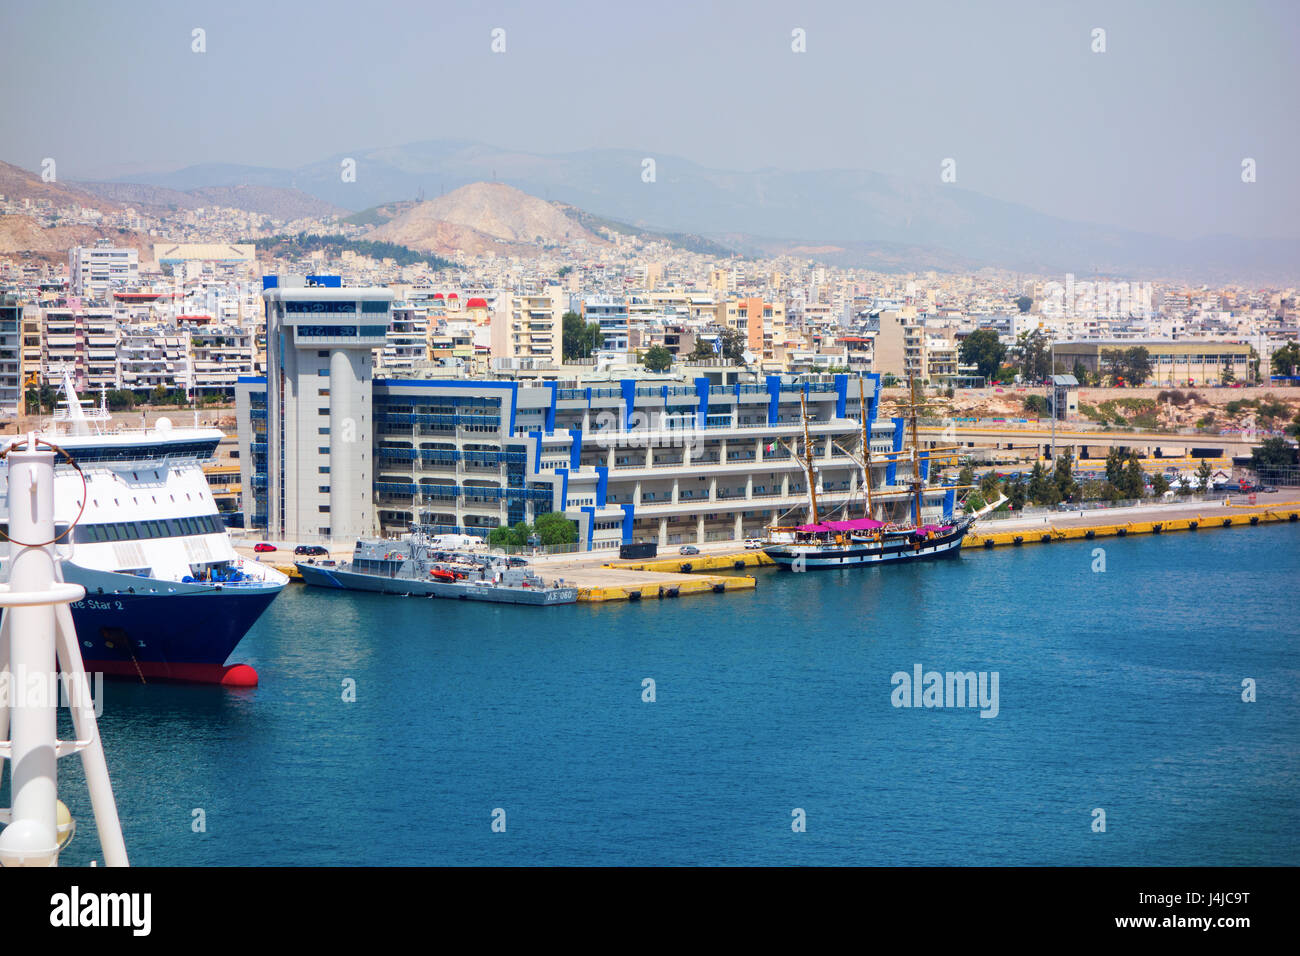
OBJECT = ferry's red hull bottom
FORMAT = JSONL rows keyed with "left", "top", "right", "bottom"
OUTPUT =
{"left": 86, "top": 659, "right": 260, "bottom": 687}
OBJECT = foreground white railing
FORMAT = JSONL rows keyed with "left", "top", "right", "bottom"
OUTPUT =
{"left": 0, "top": 434, "right": 128, "bottom": 867}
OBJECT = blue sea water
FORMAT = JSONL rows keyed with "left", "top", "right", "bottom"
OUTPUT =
{"left": 48, "top": 524, "right": 1300, "bottom": 866}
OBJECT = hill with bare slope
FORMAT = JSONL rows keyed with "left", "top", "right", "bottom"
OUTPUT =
{"left": 365, "top": 182, "right": 605, "bottom": 257}
{"left": 0, "top": 160, "right": 123, "bottom": 214}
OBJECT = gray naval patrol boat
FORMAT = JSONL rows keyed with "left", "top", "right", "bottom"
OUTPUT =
{"left": 295, "top": 527, "right": 578, "bottom": 605}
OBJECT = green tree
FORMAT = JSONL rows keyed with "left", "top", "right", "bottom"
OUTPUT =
{"left": 1072, "top": 360, "right": 1090, "bottom": 385}
{"left": 641, "top": 344, "right": 673, "bottom": 372}
{"left": 1122, "top": 455, "right": 1146, "bottom": 498}
{"left": 1270, "top": 340, "right": 1300, "bottom": 377}
{"left": 1104, "top": 447, "right": 1128, "bottom": 487}
{"left": 1250, "top": 436, "right": 1298, "bottom": 474}
{"left": 1014, "top": 295, "right": 1034, "bottom": 313}
{"left": 1026, "top": 461, "right": 1055, "bottom": 505}
{"left": 533, "top": 512, "right": 578, "bottom": 546}
{"left": 1013, "top": 329, "right": 1053, "bottom": 382}
{"left": 106, "top": 389, "right": 136, "bottom": 411}
{"left": 719, "top": 327, "right": 748, "bottom": 364}
{"left": 1220, "top": 358, "right": 1235, "bottom": 385}
{"left": 1024, "top": 394, "right": 1049, "bottom": 416}
{"left": 1195, "top": 458, "right": 1214, "bottom": 492}
{"left": 1101, "top": 346, "right": 1153, "bottom": 386}
{"left": 1007, "top": 478, "right": 1027, "bottom": 510}
{"left": 25, "top": 383, "right": 58, "bottom": 415}
{"left": 979, "top": 470, "right": 1001, "bottom": 501}
{"left": 489, "top": 522, "right": 535, "bottom": 548}
{"left": 1052, "top": 450, "right": 1078, "bottom": 503}
{"left": 958, "top": 328, "right": 1006, "bottom": 381}
{"left": 562, "top": 311, "right": 602, "bottom": 360}
{"left": 1151, "top": 473, "right": 1170, "bottom": 496}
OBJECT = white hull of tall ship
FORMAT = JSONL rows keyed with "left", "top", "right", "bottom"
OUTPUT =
{"left": 0, "top": 377, "right": 288, "bottom": 685}
{"left": 764, "top": 519, "right": 973, "bottom": 569}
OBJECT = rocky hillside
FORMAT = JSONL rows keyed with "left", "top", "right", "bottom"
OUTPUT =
{"left": 0, "top": 160, "right": 121, "bottom": 213}
{"left": 365, "top": 182, "right": 605, "bottom": 257}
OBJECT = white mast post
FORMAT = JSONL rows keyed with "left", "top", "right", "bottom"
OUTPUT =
{"left": 0, "top": 434, "right": 128, "bottom": 867}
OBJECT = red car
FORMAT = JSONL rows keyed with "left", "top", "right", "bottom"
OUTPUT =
{"left": 253, "top": 542, "right": 276, "bottom": 553}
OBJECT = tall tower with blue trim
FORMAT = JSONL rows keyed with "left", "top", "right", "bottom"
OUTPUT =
{"left": 263, "top": 276, "right": 393, "bottom": 544}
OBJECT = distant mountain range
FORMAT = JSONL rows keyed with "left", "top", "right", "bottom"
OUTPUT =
{"left": 7, "top": 141, "right": 1299, "bottom": 282}
{"left": 73, "top": 140, "right": 1298, "bottom": 282}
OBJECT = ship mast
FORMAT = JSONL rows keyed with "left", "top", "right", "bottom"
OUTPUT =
{"left": 800, "top": 391, "right": 819, "bottom": 524}
{"left": 908, "top": 374, "right": 923, "bottom": 528}
{"left": 859, "top": 376, "right": 873, "bottom": 517}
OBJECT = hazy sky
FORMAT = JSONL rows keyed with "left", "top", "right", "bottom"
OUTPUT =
{"left": 2, "top": 0, "right": 1297, "bottom": 241}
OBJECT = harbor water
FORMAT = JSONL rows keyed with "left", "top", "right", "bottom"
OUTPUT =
{"left": 44, "top": 524, "right": 1300, "bottom": 866}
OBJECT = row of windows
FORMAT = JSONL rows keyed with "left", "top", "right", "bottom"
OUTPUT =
{"left": 295, "top": 325, "right": 389, "bottom": 337}
{"left": 72, "top": 513, "right": 226, "bottom": 544}
{"left": 64, "top": 439, "right": 220, "bottom": 463}
{"left": 286, "top": 301, "right": 358, "bottom": 313}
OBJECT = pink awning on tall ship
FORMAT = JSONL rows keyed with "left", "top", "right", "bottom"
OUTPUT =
{"left": 796, "top": 518, "right": 885, "bottom": 533}
{"left": 825, "top": 518, "right": 885, "bottom": 531}
{"left": 915, "top": 524, "right": 954, "bottom": 534}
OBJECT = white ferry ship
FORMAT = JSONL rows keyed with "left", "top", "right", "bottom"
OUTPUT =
{"left": 0, "top": 373, "right": 288, "bottom": 685}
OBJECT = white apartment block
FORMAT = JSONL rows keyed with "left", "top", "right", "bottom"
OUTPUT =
{"left": 69, "top": 241, "right": 139, "bottom": 298}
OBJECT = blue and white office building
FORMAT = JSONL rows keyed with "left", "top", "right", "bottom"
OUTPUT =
{"left": 239, "top": 296, "right": 956, "bottom": 549}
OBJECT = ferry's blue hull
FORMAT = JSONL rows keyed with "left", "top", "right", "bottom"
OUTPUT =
{"left": 68, "top": 587, "right": 280, "bottom": 685}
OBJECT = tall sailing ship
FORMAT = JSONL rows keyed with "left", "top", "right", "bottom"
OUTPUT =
{"left": 763, "top": 376, "right": 996, "bottom": 570}
{"left": 0, "top": 372, "right": 288, "bottom": 685}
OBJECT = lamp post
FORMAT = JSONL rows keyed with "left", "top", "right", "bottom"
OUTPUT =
{"left": 1049, "top": 338, "right": 1056, "bottom": 463}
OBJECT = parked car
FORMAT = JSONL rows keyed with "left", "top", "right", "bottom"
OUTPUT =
{"left": 679, "top": 544, "right": 700, "bottom": 555}
{"left": 253, "top": 542, "right": 276, "bottom": 553}
{"left": 294, "top": 545, "right": 329, "bottom": 556}
{"left": 744, "top": 538, "right": 764, "bottom": 549}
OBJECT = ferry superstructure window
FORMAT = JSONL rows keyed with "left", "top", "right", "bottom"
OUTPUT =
{"left": 72, "top": 513, "right": 224, "bottom": 544}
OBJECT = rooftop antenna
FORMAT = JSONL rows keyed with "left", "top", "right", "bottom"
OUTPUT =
{"left": 0, "top": 435, "right": 129, "bottom": 866}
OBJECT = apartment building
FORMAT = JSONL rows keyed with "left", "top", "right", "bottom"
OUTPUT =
{"left": 21, "top": 305, "right": 41, "bottom": 380}
{"left": 117, "top": 327, "right": 189, "bottom": 392}
{"left": 0, "top": 294, "right": 23, "bottom": 416}
{"left": 40, "top": 305, "right": 117, "bottom": 391}
{"left": 872, "top": 311, "right": 962, "bottom": 383}
{"left": 69, "top": 240, "right": 139, "bottom": 298}
{"left": 583, "top": 295, "right": 630, "bottom": 355}
{"left": 188, "top": 323, "right": 256, "bottom": 395}
{"left": 378, "top": 303, "right": 430, "bottom": 371}
{"left": 494, "top": 286, "right": 567, "bottom": 363}
{"left": 723, "top": 296, "right": 787, "bottom": 369}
